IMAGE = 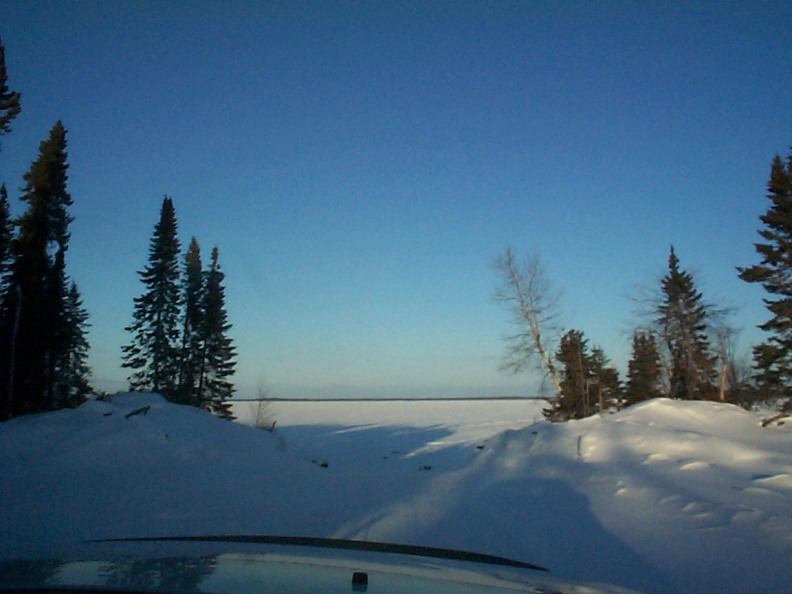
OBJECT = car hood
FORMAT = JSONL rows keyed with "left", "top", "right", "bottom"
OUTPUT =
{"left": 0, "top": 536, "right": 641, "bottom": 593}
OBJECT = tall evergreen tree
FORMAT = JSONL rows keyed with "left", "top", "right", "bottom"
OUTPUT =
{"left": 624, "top": 330, "right": 663, "bottom": 406}
{"left": 44, "top": 249, "right": 71, "bottom": 407}
{"left": 546, "top": 329, "right": 621, "bottom": 421}
{"left": 197, "top": 246, "right": 236, "bottom": 419}
{"left": 0, "top": 35, "right": 22, "bottom": 152}
{"left": 0, "top": 185, "right": 12, "bottom": 280}
{"left": 122, "top": 197, "right": 182, "bottom": 399}
{"left": 177, "top": 237, "right": 204, "bottom": 405}
{"left": 737, "top": 149, "right": 792, "bottom": 405}
{"left": 546, "top": 330, "right": 591, "bottom": 421}
{"left": 51, "top": 282, "right": 91, "bottom": 408}
{"left": 657, "top": 247, "right": 717, "bottom": 400}
{"left": 589, "top": 345, "right": 623, "bottom": 409}
{"left": 0, "top": 121, "right": 85, "bottom": 417}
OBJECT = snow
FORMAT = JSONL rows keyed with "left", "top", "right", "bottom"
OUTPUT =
{"left": 1, "top": 394, "right": 790, "bottom": 593}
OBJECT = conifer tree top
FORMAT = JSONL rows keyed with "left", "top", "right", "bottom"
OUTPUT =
{"left": 0, "top": 34, "right": 22, "bottom": 148}
{"left": 18, "top": 121, "right": 73, "bottom": 253}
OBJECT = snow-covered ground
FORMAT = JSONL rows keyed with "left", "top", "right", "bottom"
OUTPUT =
{"left": 1, "top": 394, "right": 790, "bottom": 593}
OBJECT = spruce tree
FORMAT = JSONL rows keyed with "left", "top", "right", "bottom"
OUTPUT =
{"left": 0, "top": 35, "right": 21, "bottom": 152}
{"left": 0, "top": 186, "right": 11, "bottom": 392}
{"left": 0, "top": 122, "right": 85, "bottom": 417}
{"left": 657, "top": 247, "right": 717, "bottom": 400}
{"left": 197, "top": 246, "right": 236, "bottom": 419}
{"left": 177, "top": 237, "right": 204, "bottom": 405}
{"left": 0, "top": 185, "right": 12, "bottom": 279}
{"left": 51, "top": 282, "right": 91, "bottom": 408}
{"left": 44, "top": 249, "right": 71, "bottom": 406}
{"left": 624, "top": 331, "right": 663, "bottom": 406}
{"left": 545, "top": 329, "right": 592, "bottom": 421}
{"left": 737, "top": 149, "right": 792, "bottom": 405}
{"left": 589, "top": 346, "right": 623, "bottom": 409}
{"left": 545, "top": 330, "right": 621, "bottom": 421}
{"left": 122, "top": 197, "right": 182, "bottom": 399}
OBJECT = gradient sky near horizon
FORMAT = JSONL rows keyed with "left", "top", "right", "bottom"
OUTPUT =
{"left": 1, "top": 1, "right": 790, "bottom": 399}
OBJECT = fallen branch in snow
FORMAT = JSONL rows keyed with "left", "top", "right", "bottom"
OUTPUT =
{"left": 125, "top": 405, "right": 151, "bottom": 419}
{"left": 760, "top": 412, "right": 789, "bottom": 427}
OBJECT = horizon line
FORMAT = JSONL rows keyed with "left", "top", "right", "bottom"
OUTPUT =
{"left": 231, "top": 396, "right": 547, "bottom": 402}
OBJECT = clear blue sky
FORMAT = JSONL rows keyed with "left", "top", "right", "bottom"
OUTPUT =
{"left": 1, "top": 1, "right": 790, "bottom": 399}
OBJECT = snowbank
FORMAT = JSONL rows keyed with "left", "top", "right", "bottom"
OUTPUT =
{"left": 1, "top": 394, "right": 790, "bottom": 593}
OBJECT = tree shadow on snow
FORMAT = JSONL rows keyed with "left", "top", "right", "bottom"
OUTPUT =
{"left": 460, "top": 476, "right": 679, "bottom": 593}
{"left": 268, "top": 423, "right": 678, "bottom": 592}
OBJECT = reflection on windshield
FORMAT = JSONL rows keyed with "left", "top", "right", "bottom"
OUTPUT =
{"left": 98, "top": 557, "right": 217, "bottom": 592}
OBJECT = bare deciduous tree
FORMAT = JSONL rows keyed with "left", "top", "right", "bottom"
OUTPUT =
{"left": 252, "top": 383, "right": 276, "bottom": 432}
{"left": 493, "top": 246, "right": 563, "bottom": 396}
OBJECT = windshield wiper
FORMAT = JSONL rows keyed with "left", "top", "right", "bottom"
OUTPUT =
{"left": 89, "top": 535, "right": 549, "bottom": 573}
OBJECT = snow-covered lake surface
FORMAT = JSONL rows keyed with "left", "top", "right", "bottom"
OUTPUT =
{"left": 1, "top": 394, "right": 790, "bottom": 593}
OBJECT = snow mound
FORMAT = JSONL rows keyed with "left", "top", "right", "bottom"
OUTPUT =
{"left": 1, "top": 396, "right": 791, "bottom": 593}
{"left": 498, "top": 399, "right": 792, "bottom": 593}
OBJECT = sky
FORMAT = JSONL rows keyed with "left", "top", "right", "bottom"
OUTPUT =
{"left": 0, "top": 1, "right": 790, "bottom": 399}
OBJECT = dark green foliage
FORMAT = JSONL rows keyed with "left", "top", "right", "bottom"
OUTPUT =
{"left": 197, "top": 246, "right": 236, "bottom": 419}
{"left": 0, "top": 35, "right": 21, "bottom": 151}
{"left": 590, "top": 346, "right": 623, "bottom": 408}
{"left": 0, "top": 185, "right": 11, "bottom": 417}
{"left": 624, "top": 331, "right": 663, "bottom": 406}
{"left": 122, "top": 197, "right": 182, "bottom": 399}
{"left": 545, "top": 329, "right": 621, "bottom": 421}
{"left": 0, "top": 122, "right": 90, "bottom": 418}
{"left": 0, "top": 185, "right": 12, "bottom": 279}
{"left": 178, "top": 240, "right": 236, "bottom": 417}
{"left": 547, "top": 330, "right": 589, "bottom": 421}
{"left": 657, "top": 247, "right": 717, "bottom": 400}
{"left": 123, "top": 206, "right": 236, "bottom": 419}
{"left": 737, "top": 149, "right": 792, "bottom": 405}
{"left": 177, "top": 237, "right": 204, "bottom": 406}
{"left": 51, "top": 282, "right": 92, "bottom": 408}
{"left": 0, "top": 43, "right": 90, "bottom": 418}
{"left": 44, "top": 249, "right": 70, "bottom": 406}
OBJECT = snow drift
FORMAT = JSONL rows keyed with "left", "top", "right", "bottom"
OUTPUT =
{"left": 1, "top": 393, "right": 790, "bottom": 593}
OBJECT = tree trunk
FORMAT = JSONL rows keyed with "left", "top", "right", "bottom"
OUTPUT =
{"left": 719, "top": 364, "right": 729, "bottom": 401}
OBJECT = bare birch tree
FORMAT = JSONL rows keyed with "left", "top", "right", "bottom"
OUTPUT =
{"left": 493, "top": 246, "right": 563, "bottom": 396}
